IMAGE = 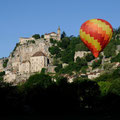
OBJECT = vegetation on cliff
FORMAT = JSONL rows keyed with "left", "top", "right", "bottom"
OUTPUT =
{"left": 3, "top": 59, "right": 8, "bottom": 68}
{"left": 49, "top": 28, "right": 120, "bottom": 75}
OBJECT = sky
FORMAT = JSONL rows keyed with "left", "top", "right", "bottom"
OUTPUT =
{"left": 0, "top": 0, "right": 120, "bottom": 58}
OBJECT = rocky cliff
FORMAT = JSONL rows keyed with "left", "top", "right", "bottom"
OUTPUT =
{"left": 2, "top": 38, "right": 55, "bottom": 84}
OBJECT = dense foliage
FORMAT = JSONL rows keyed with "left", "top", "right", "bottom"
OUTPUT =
{"left": 104, "top": 28, "right": 120, "bottom": 58}
{"left": 48, "top": 28, "right": 120, "bottom": 76}
{"left": 3, "top": 59, "right": 8, "bottom": 68}
{"left": 49, "top": 35, "right": 92, "bottom": 74}
{"left": 111, "top": 53, "right": 120, "bottom": 62}
{"left": 92, "top": 59, "right": 102, "bottom": 69}
{"left": 32, "top": 34, "right": 40, "bottom": 39}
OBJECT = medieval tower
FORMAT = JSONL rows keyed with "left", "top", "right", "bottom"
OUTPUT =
{"left": 57, "top": 26, "right": 61, "bottom": 41}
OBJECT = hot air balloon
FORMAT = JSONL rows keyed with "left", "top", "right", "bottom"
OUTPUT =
{"left": 80, "top": 19, "right": 113, "bottom": 58}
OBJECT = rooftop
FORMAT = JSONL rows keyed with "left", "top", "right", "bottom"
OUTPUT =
{"left": 45, "top": 32, "right": 57, "bottom": 35}
{"left": 32, "top": 51, "right": 47, "bottom": 57}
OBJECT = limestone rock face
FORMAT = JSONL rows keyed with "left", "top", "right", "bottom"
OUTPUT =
{"left": 0, "top": 58, "right": 4, "bottom": 72}
{"left": 3, "top": 38, "right": 56, "bottom": 84}
{"left": 74, "top": 51, "right": 91, "bottom": 61}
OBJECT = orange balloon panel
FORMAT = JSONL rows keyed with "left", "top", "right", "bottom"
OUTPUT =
{"left": 80, "top": 19, "right": 113, "bottom": 58}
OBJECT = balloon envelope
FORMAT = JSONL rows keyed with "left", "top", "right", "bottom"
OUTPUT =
{"left": 80, "top": 19, "right": 113, "bottom": 58}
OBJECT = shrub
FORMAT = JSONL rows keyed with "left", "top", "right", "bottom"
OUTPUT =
{"left": 49, "top": 46, "right": 61, "bottom": 55}
{"left": 85, "top": 53, "right": 95, "bottom": 62}
{"left": 55, "top": 64, "right": 62, "bottom": 73}
{"left": 0, "top": 71, "right": 5, "bottom": 77}
{"left": 98, "top": 81, "right": 111, "bottom": 96}
{"left": 32, "top": 34, "right": 40, "bottom": 39}
{"left": 75, "top": 42, "right": 89, "bottom": 51}
{"left": 109, "top": 78, "right": 120, "bottom": 96}
{"left": 92, "top": 59, "right": 102, "bottom": 69}
{"left": 24, "top": 73, "right": 52, "bottom": 89}
{"left": 3, "top": 59, "right": 8, "bottom": 68}
{"left": 111, "top": 53, "right": 120, "bottom": 62}
{"left": 41, "top": 35, "right": 44, "bottom": 38}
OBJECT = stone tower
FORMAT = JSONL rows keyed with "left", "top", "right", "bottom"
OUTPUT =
{"left": 57, "top": 26, "right": 61, "bottom": 41}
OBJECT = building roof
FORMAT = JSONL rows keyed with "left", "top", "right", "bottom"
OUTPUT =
{"left": 51, "top": 32, "right": 56, "bottom": 34}
{"left": 32, "top": 51, "right": 47, "bottom": 57}
{"left": 45, "top": 32, "right": 57, "bottom": 35}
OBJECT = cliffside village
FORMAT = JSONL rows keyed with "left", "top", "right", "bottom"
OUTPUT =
{"left": 0, "top": 27, "right": 120, "bottom": 84}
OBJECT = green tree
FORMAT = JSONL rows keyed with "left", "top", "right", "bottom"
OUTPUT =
{"left": 55, "top": 64, "right": 62, "bottom": 73}
{"left": 49, "top": 46, "right": 61, "bottom": 55}
{"left": 61, "top": 31, "right": 66, "bottom": 39}
{"left": 75, "top": 42, "right": 89, "bottom": 51}
{"left": 50, "top": 39, "right": 57, "bottom": 45}
{"left": 109, "top": 78, "right": 120, "bottom": 96}
{"left": 61, "top": 50, "right": 74, "bottom": 63}
{"left": 0, "top": 71, "right": 5, "bottom": 77}
{"left": 32, "top": 34, "right": 40, "bottom": 39}
{"left": 41, "top": 68, "right": 46, "bottom": 74}
{"left": 41, "top": 35, "right": 44, "bottom": 38}
{"left": 24, "top": 73, "right": 52, "bottom": 89}
{"left": 92, "top": 59, "right": 102, "bottom": 69}
{"left": 58, "top": 37, "right": 70, "bottom": 49}
{"left": 81, "top": 66, "right": 88, "bottom": 74}
{"left": 111, "top": 53, "right": 120, "bottom": 62}
{"left": 104, "top": 40, "right": 116, "bottom": 58}
{"left": 3, "top": 59, "right": 8, "bottom": 68}
{"left": 112, "top": 67, "right": 120, "bottom": 79}
{"left": 98, "top": 81, "right": 111, "bottom": 96}
{"left": 85, "top": 53, "right": 95, "bottom": 62}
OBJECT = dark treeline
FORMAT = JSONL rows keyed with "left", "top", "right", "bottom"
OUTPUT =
{"left": 0, "top": 68, "right": 120, "bottom": 119}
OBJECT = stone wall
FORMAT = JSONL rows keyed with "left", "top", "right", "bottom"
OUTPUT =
{"left": 74, "top": 51, "right": 91, "bottom": 61}
{"left": 30, "top": 56, "right": 48, "bottom": 73}
{"left": 19, "top": 61, "right": 30, "bottom": 74}
{"left": 0, "top": 59, "right": 4, "bottom": 72}
{"left": 19, "top": 37, "right": 35, "bottom": 44}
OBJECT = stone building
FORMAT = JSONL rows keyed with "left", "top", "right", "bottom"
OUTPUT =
{"left": 44, "top": 27, "right": 61, "bottom": 41}
{"left": 18, "top": 51, "right": 49, "bottom": 74}
{"left": 19, "top": 60, "right": 31, "bottom": 74}
{"left": 47, "top": 65, "right": 56, "bottom": 73}
{"left": 30, "top": 51, "right": 48, "bottom": 73}
{"left": 19, "top": 37, "right": 35, "bottom": 44}
{"left": 87, "top": 72, "right": 100, "bottom": 79}
{"left": 117, "top": 45, "right": 120, "bottom": 51}
{"left": 74, "top": 51, "right": 91, "bottom": 61}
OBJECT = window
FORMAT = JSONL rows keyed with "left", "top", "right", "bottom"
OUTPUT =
{"left": 47, "top": 59, "right": 49, "bottom": 64}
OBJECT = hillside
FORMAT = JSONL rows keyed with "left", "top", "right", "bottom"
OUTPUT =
{"left": 0, "top": 27, "right": 120, "bottom": 118}
{"left": 48, "top": 27, "right": 120, "bottom": 79}
{"left": 0, "top": 27, "right": 120, "bottom": 84}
